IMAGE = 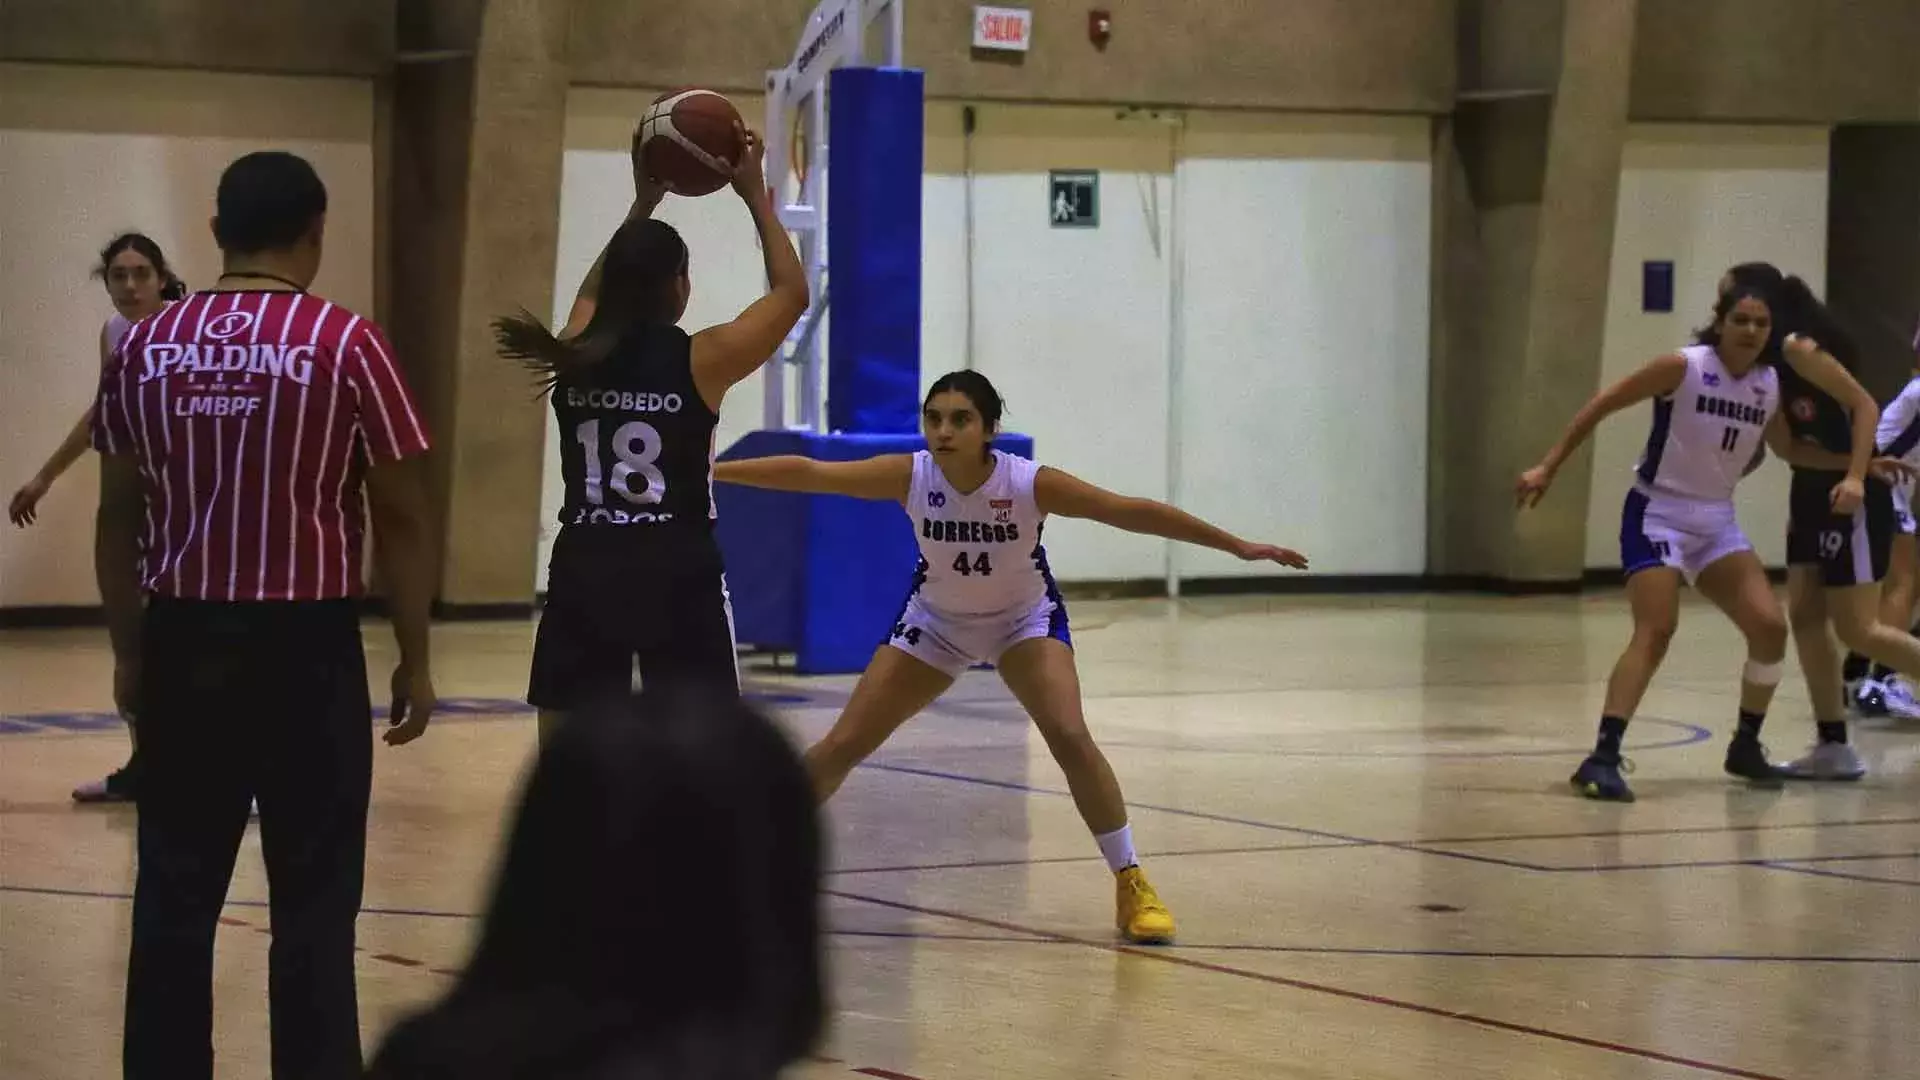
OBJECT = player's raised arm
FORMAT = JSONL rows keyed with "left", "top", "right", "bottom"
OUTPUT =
{"left": 559, "top": 150, "right": 669, "bottom": 341}
{"left": 1032, "top": 465, "right": 1308, "bottom": 569}
{"left": 689, "top": 130, "right": 808, "bottom": 410}
{"left": 713, "top": 454, "right": 912, "bottom": 503}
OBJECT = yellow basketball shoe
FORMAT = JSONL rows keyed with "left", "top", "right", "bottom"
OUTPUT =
{"left": 1115, "top": 866, "right": 1175, "bottom": 944}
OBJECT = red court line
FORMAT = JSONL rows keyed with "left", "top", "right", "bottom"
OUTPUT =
{"left": 825, "top": 889, "right": 1788, "bottom": 1080}
{"left": 217, "top": 913, "right": 932, "bottom": 1079}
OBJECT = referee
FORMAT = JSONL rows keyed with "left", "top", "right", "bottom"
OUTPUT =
{"left": 91, "top": 150, "right": 439, "bottom": 1080}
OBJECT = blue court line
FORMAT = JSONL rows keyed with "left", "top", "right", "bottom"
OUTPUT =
{"left": 1757, "top": 862, "right": 1920, "bottom": 888}
{"left": 857, "top": 761, "right": 1550, "bottom": 871}
{"left": 827, "top": 817, "right": 1920, "bottom": 876}
{"left": 921, "top": 695, "right": 1717, "bottom": 761}
{"left": 1421, "top": 816, "right": 1920, "bottom": 847}
{"left": 9, "top": 884, "right": 1909, "bottom": 965}
{"left": 856, "top": 761, "right": 1920, "bottom": 876}
{"left": 1570, "top": 852, "right": 1919, "bottom": 873}
{"left": 1167, "top": 944, "right": 1920, "bottom": 964}
{"left": 0, "top": 697, "right": 1716, "bottom": 762}
{"left": 828, "top": 929, "right": 1920, "bottom": 964}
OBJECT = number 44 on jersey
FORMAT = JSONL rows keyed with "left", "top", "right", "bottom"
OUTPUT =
{"left": 952, "top": 551, "right": 993, "bottom": 577}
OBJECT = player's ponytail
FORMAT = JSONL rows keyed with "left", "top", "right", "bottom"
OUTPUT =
{"left": 1772, "top": 274, "right": 1861, "bottom": 371}
{"left": 493, "top": 218, "right": 690, "bottom": 392}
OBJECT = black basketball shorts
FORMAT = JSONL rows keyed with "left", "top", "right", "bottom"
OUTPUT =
{"left": 528, "top": 535, "right": 740, "bottom": 711}
{"left": 1785, "top": 470, "right": 1895, "bottom": 588}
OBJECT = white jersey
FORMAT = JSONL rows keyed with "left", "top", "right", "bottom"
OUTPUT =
{"left": 1633, "top": 344, "right": 1777, "bottom": 503}
{"left": 1876, "top": 376, "right": 1920, "bottom": 465}
{"left": 904, "top": 449, "right": 1054, "bottom": 618}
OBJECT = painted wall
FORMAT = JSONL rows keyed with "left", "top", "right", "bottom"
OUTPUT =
{"left": 1584, "top": 124, "right": 1830, "bottom": 570}
{"left": 544, "top": 91, "right": 1433, "bottom": 587}
{"left": 0, "top": 63, "right": 379, "bottom": 607}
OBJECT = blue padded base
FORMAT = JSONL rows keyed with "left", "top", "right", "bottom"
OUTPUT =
{"left": 715, "top": 430, "right": 1035, "bottom": 675}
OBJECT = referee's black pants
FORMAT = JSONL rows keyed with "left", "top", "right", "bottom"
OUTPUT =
{"left": 123, "top": 597, "right": 372, "bottom": 1080}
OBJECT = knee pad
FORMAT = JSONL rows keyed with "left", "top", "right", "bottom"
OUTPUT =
{"left": 1743, "top": 658, "right": 1784, "bottom": 687}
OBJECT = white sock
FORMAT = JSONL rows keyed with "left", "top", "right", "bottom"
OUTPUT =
{"left": 1095, "top": 824, "right": 1137, "bottom": 873}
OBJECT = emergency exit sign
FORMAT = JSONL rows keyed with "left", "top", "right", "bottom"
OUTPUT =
{"left": 973, "top": 6, "right": 1032, "bottom": 52}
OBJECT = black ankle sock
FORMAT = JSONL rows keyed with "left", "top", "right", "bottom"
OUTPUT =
{"left": 1595, "top": 715, "right": 1628, "bottom": 759}
{"left": 1843, "top": 652, "right": 1872, "bottom": 682}
{"left": 1817, "top": 721, "right": 1849, "bottom": 745}
{"left": 1736, "top": 709, "right": 1765, "bottom": 740}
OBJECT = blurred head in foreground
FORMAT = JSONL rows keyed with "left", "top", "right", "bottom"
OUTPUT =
{"left": 367, "top": 684, "right": 825, "bottom": 1080}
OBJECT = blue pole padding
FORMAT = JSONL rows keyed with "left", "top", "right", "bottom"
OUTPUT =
{"left": 827, "top": 66, "right": 925, "bottom": 434}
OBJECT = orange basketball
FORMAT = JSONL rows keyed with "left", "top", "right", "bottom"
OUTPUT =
{"left": 637, "top": 89, "right": 746, "bottom": 197}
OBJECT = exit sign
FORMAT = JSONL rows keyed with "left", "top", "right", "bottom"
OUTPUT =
{"left": 973, "top": 6, "right": 1032, "bottom": 52}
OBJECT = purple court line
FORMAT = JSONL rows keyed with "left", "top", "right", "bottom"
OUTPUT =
{"left": 855, "top": 762, "right": 1920, "bottom": 877}
{"left": 828, "top": 819, "right": 1920, "bottom": 876}
{"left": 9, "top": 884, "right": 1912, "bottom": 965}
{"left": 831, "top": 839, "right": 1364, "bottom": 876}
{"left": 1574, "top": 852, "right": 1920, "bottom": 873}
{"left": 917, "top": 695, "right": 1717, "bottom": 760}
{"left": 858, "top": 762, "right": 1572, "bottom": 872}
{"left": 825, "top": 888, "right": 1791, "bottom": 1080}
{"left": 1420, "top": 816, "right": 1920, "bottom": 846}
{"left": 1758, "top": 862, "right": 1920, "bottom": 888}
{"left": 835, "top": 930, "right": 1917, "bottom": 964}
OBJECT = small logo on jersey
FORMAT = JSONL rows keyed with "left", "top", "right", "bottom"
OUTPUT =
{"left": 204, "top": 311, "right": 256, "bottom": 341}
{"left": 1790, "top": 397, "right": 1817, "bottom": 422}
{"left": 1702, "top": 372, "right": 1721, "bottom": 387}
{"left": 928, "top": 491, "right": 946, "bottom": 509}
{"left": 990, "top": 498, "right": 1013, "bottom": 523}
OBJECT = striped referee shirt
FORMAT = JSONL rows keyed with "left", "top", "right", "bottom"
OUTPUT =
{"left": 90, "top": 289, "right": 430, "bottom": 602}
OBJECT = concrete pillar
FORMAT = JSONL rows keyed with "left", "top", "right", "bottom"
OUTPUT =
{"left": 1429, "top": 0, "right": 1639, "bottom": 586}
{"left": 1828, "top": 124, "right": 1920, "bottom": 402}
{"left": 384, "top": 0, "right": 570, "bottom": 612}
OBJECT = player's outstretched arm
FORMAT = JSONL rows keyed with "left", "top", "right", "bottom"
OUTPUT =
{"left": 1033, "top": 466, "right": 1308, "bottom": 569}
{"left": 713, "top": 454, "right": 912, "bottom": 502}
{"left": 11, "top": 324, "right": 119, "bottom": 526}
{"left": 1516, "top": 352, "right": 1688, "bottom": 509}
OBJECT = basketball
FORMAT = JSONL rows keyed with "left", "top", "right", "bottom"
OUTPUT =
{"left": 636, "top": 89, "right": 746, "bottom": 197}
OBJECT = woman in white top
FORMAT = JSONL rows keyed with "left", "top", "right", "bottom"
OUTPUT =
{"left": 714, "top": 370, "right": 1309, "bottom": 945}
{"left": 7, "top": 232, "right": 184, "bottom": 803}
{"left": 1849, "top": 320, "right": 1920, "bottom": 717}
{"left": 1517, "top": 281, "right": 1899, "bottom": 802}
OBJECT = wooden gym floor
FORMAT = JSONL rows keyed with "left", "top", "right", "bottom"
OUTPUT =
{"left": 2, "top": 593, "right": 1915, "bottom": 1079}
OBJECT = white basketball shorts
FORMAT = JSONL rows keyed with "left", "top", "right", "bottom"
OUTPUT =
{"left": 1619, "top": 488, "right": 1753, "bottom": 584}
{"left": 884, "top": 594, "right": 1072, "bottom": 677}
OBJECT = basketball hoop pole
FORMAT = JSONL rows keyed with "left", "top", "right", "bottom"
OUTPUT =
{"left": 763, "top": 0, "right": 906, "bottom": 433}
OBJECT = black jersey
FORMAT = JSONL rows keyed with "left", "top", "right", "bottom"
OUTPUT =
{"left": 551, "top": 324, "right": 717, "bottom": 536}
{"left": 1776, "top": 353, "right": 1855, "bottom": 462}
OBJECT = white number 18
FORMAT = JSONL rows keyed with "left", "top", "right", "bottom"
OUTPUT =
{"left": 576, "top": 419, "right": 666, "bottom": 505}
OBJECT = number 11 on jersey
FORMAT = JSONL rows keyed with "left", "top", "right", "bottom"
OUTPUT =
{"left": 1720, "top": 426, "right": 1740, "bottom": 453}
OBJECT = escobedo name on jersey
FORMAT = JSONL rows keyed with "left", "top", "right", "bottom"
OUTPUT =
{"left": 556, "top": 381, "right": 705, "bottom": 528}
